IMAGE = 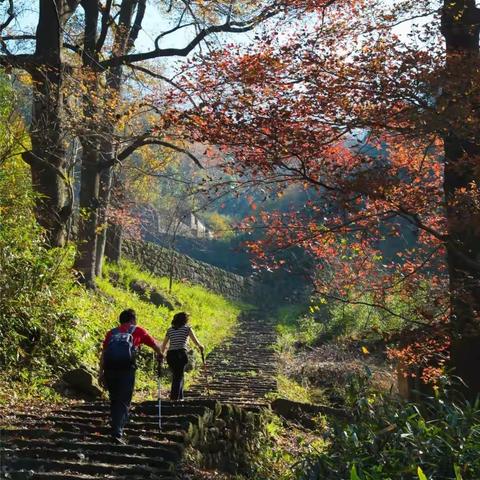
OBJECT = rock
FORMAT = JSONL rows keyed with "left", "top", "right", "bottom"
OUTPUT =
{"left": 62, "top": 367, "right": 102, "bottom": 399}
{"left": 214, "top": 418, "right": 227, "bottom": 430}
{"left": 149, "top": 289, "right": 175, "bottom": 310}
{"left": 129, "top": 279, "right": 149, "bottom": 297}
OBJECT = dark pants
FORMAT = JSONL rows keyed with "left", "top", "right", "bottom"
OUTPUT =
{"left": 105, "top": 367, "right": 135, "bottom": 438}
{"left": 167, "top": 349, "right": 188, "bottom": 400}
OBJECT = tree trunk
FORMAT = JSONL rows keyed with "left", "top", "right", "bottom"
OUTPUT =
{"left": 105, "top": 223, "right": 123, "bottom": 263}
{"left": 73, "top": 0, "right": 101, "bottom": 285}
{"left": 23, "top": 0, "right": 76, "bottom": 247}
{"left": 74, "top": 141, "right": 100, "bottom": 286}
{"left": 441, "top": 0, "right": 480, "bottom": 394}
{"left": 95, "top": 164, "right": 114, "bottom": 277}
{"left": 76, "top": 0, "right": 143, "bottom": 280}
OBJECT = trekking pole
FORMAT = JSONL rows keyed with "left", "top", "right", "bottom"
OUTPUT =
{"left": 157, "top": 356, "right": 163, "bottom": 431}
{"left": 201, "top": 350, "right": 211, "bottom": 396}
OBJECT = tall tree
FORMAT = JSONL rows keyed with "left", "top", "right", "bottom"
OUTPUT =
{"left": 175, "top": 1, "right": 480, "bottom": 393}
{"left": 1, "top": 0, "right": 340, "bottom": 284}
{"left": 1, "top": 0, "right": 81, "bottom": 246}
{"left": 440, "top": 0, "right": 480, "bottom": 393}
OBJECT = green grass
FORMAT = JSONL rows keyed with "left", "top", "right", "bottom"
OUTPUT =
{"left": 104, "top": 259, "right": 247, "bottom": 354}
{"left": 60, "top": 259, "right": 247, "bottom": 398}
{"left": 274, "top": 304, "right": 325, "bottom": 353}
{"left": 274, "top": 373, "right": 313, "bottom": 403}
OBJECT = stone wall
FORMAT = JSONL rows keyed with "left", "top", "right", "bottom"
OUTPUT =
{"left": 185, "top": 401, "right": 270, "bottom": 476}
{"left": 122, "top": 240, "right": 254, "bottom": 301}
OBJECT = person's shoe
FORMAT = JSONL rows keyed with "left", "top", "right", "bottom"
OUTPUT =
{"left": 112, "top": 436, "right": 126, "bottom": 445}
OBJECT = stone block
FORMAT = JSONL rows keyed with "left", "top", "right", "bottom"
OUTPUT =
{"left": 129, "top": 279, "right": 149, "bottom": 297}
{"left": 61, "top": 367, "right": 102, "bottom": 399}
{"left": 149, "top": 290, "right": 175, "bottom": 310}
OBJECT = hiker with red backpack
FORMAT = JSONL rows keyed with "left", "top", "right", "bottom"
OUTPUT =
{"left": 99, "top": 309, "right": 163, "bottom": 444}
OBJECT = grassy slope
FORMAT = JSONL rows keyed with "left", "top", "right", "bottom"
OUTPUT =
{"left": 69, "top": 259, "right": 246, "bottom": 396}
{"left": 3, "top": 259, "right": 246, "bottom": 403}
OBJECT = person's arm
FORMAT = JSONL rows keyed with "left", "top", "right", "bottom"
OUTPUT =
{"left": 189, "top": 328, "right": 204, "bottom": 353}
{"left": 138, "top": 327, "right": 164, "bottom": 358}
{"left": 152, "top": 340, "right": 163, "bottom": 357}
{"left": 160, "top": 335, "right": 169, "bottom": 356}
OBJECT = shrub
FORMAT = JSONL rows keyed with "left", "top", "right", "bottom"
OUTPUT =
{"left": 294, "top": 377, "right": 480, "bottom": 480}
{"left": 0, "top": 154, "right": 78, "bottom": 379}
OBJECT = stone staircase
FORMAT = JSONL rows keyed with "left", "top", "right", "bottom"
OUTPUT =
{"left": 1, "top": 400, "right": 212, "bottom": 479}
{"left": 188, "top": 311, "right": 277, "bottom": 406}
{"left": 0, "top": 310, "right": 277, "bottom": 479}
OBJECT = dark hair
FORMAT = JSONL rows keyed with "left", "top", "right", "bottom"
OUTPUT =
{"left": 172, "top": 312, "right": 189, "bottom": 329}
{"left": 119, "top": 309, "right": 136, "bottom": 324}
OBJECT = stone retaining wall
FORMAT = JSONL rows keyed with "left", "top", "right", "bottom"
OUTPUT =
{"left": 122, "top": 240, "right": 254, "bottom": 301}
{"left": 186, "top": 402, "right": 270, "bottom": 476}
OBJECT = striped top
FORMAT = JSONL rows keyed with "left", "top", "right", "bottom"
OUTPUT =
{"left": 167, "top": 325, "right": 191, "bottom": 351}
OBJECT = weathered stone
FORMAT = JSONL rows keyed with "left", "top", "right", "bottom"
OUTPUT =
{"left": 208, "top": 426, "right": 220, "bottom": 437}
{"left": 129, "top": 279, "right": 149, "bottom": 297}
{"left": 149, "top": 289, "right": 175, "bottom": 310}
{"left": 214, "top": 418, "right": 226, "bottom": 430}
{"left": 122, "top": 240, "right": 255, "bottom": 300}
{"left": 61, "top": 367, "right": 102, "bottom": 399}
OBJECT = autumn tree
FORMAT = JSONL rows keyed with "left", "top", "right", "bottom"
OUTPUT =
{"left": 0, "top": 0, "right": 343, "bottom": 286}
{"left": 0, "top": 1, "right": 79, "bottom": 247}
{"left": 173, "top": 0, "right": 480, "bottom": 393}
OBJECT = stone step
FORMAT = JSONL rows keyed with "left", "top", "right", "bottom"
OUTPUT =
{"left": 5, "top": 438, "right": 183, "bottom": 461}
{"left": 7, "top": 416, "right": 196, "bottom": 433}
{"left": 189, "top": 396, "right": 271, "bottom": 405}
{"left": 1, "top": 428, "right": 185, "bottom": 446}
{"left": 23, "top": 413, "right": 201, "bottom": 426}
{"left": 4, "top": 457, "right": 173, "bottom": 478}
{"left": 5, "top": 472, "right": 123, "bottom": 480}
{"left": 195, "top": 380, "right": 275, "bottom": 386}
{"left": 191, "top": 381, "right": 275, "bottom": 388}
{"left": 139, "top": 399, "right": 219, "bottom": 411}
{"left": 64, "top": 405, "right": 208, "bottom": 417}
{"left": 5, "top": 472, "right": 175, "bottom": 480}
{"left": 2, "top": 447, "right": 174, "bottom": 470}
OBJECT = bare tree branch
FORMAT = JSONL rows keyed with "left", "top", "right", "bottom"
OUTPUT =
{"left": 100, "top": 4, "right": 280, "bottom": 68}
{"left": 127, "top": 63, "right": 198, "bottom": 107}
{"left": 115, "top": 137, "right": 204, "bottom": 168}
{"left": 0, "top": 0, "right": 15, "bottom": 33}
{"left": 96, "top": 0, "right": 113, "bottom": 52}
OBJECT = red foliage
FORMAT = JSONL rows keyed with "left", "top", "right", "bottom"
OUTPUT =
{"left": 162, "top": 1, "right": 480, "bottom": 379}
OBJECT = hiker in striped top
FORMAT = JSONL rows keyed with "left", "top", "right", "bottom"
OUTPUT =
{"left": 160, "top": 312, "right": 204, "bottom": 401}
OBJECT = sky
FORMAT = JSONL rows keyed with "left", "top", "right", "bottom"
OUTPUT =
{"left": 2, "top": 2, "right": 257, "bottom": 70}
{"left": 1, "top": 1, "right": 427, "bottom": 79}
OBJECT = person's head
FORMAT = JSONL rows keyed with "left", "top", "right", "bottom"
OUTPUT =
{"left": 119, "top": 309, "right": 136, "bottom": 325}
{"left": 172, "top": 312, "right": 189, "bottom": 329}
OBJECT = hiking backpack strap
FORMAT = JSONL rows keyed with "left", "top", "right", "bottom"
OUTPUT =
{"left": 104, "top": 325, "right": 137, "bottom": 369}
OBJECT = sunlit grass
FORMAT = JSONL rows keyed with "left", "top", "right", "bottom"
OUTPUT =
{"left": 62, "top": 259, "right": 247, "bottom": 399}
